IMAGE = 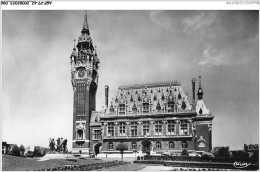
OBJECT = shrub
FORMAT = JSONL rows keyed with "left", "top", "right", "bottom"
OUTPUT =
{"left": 33, "top": 146, "right": 47, "bottom": 157}
{"left": 11, "top": 144, "right": 20, "bottom": 156}
{"left": 181, "top": 149, "right": 189, "bottom": 156}
{"left": 19, "top": 144, "right": 25, "bottom": 156}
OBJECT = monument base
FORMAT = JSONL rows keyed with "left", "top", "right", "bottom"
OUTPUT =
{"left": 72, "top": 148, "right": 90, "bottom": 156}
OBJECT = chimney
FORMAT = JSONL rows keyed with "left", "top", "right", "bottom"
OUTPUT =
{"left": 191, "top": 78, "right": 196, "bottom": 108}
{"left": 105, "top": 85, "right": 109, "bottom": 108}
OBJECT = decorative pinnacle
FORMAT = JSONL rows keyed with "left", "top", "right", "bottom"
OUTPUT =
{"left": 73, "top": 39, "right": 76, "bottom": 48}
{"left": 95, "top": 45, "right": 97, "bottom": 55}
{"left": 83, "top": 11, "right": 89, "bottom": 29}
{"left": 199, "top": 76, "right": 202, "bottom": 88}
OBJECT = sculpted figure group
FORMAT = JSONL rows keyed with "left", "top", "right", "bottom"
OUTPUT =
{"left": 49, "top": 138, "right": 68, "bottom": 153}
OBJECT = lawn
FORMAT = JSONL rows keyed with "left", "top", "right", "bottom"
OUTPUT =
{"left": 2, "top": 155, "right": 105, "bottom": 171}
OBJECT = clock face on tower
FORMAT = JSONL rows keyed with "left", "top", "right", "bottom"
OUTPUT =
{"left": 78, "top": 70, "right": 85, "bottom": 78}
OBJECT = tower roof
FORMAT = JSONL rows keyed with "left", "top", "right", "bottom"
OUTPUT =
{"left": 83, "top": 11, "right": 89, "bottom": 29}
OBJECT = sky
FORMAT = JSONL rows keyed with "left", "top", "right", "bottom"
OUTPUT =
{"left": 2, "top": 10, "right": 259, "bottom": 150}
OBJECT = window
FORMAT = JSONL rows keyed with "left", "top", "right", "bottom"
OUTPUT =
{"left": 182, "top": 141, "right": 188, "bottom": 149}
{"left": 155, "top": 121, "right": 162, "bottom": 135}
{"left": 169, "top": 141, "right": 174, "bottom": 149}
{"left": 107, "top": 123, "right": 114, "bottom": 136}
{"left": 168, "top": 120, "right": 175, "bottom": 135}
{"left": 77, "top": 130, "right": 83, "bottom": 140}
{"left": 131, "top": 142, "right": 137, "bottom": 150}
{"left": 143, "top": 121, "right": 150, "bottom": 136}
{"left": 119, "top": 104, "right": 125, "bottom": 115}
{"left": 143, "top": 103, "right": 149, "bottom": 114}
{"left": 119, "top": 122, "right": 126, "bottom": 136}
{"left": 131, "top": 122, "right": 138, "bottom": 137}
{"left": 179, "top": 121, "right": 188, "bottom": 135}
{"left": 78, "top": 143, "right": 83, "bottom": 148}
{"left": 108, "top": 142, "right": 113, "bottom": 150}
{"left": 168, "top": 102, "right": 174, "bottom": 112}
{"left": 93, "top": 130, "right": 101, "bottom": 140}
{"left": 156, "top": 142, "right": 161, "bottom": 149}
{"left": 198, "top": 136, "right": 206, "bottom": 147}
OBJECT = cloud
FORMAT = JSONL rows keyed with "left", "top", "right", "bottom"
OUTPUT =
{"left": 182, "top": 12, "right": 218, "bottom": 38}
{"left": 198, "top": 43, "right": 250, "bottom": 66}
{"left": 149, "top": 11, "right": 170, "bottom": 29}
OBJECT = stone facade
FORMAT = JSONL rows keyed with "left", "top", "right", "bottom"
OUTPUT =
{"left": 89, "top": 79, "right": 214, "bottom": 155}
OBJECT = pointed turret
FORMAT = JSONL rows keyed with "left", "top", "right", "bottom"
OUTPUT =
{"left": 197, "top": 76, "right": 204, "bottom": 100}
{"left": 195, "top": 76, "right": 209, "bottom": 115}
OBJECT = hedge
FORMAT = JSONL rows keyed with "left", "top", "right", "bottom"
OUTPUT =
{"left": 30, "top": 160, "right": 129, "bottom": 171}
{"left": 142, "top": 155, "right": 256, "bottom": 163}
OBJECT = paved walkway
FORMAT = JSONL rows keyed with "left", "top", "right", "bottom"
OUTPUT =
{"left": 138, "top": 165, "right": 173, "bottom": 171}
{"left": 103, "top": 163, "right": 147, "bottom": 171}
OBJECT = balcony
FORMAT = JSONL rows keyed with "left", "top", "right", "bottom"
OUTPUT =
{"left": 103, "top": 133, "right": 192, "bottom": 140}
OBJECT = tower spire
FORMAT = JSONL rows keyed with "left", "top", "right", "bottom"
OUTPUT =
{"left": 83, "top": 11, "right": 89, "bottom": 29}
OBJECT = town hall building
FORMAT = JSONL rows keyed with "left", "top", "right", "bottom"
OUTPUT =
{"left": 70, "top": 12, "right": 214, "bottom": 156}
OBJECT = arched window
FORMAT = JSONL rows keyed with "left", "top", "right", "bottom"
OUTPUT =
{"left": 169, "top": 141, "right": 174, "bottom": 149}
{"left": 77, "top": 130, "right": 83, "bottom": 140}
{"left": 108, "top": 142, "right": 113, "bottom": 150}
{"left": 181, "top": 141, "right": 188, "bottom": 149}
{"left": 119, "top": 104, "right": 125, "bottom": 115}
{"left": 198, "top": 136, "right": 206, "bottom": 147}
{"left": 131, "top": 142, "right": 137, "bottom": 150}
{"left": 156, "top": 142, "right": 162, "bottom": 149}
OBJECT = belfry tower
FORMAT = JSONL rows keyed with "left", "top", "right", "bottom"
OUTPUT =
{"left": 70, "top": 11, "right": 100, "bottom": 154}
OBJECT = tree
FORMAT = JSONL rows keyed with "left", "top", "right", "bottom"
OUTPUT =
{"left": 181, "top": 149, "right": 189, "bottom": 156}
{"left": 19, "top": 144, "right": 26, "bottom": 156}
{"left": 141, "top": 138, "right": 151, "bottom": 155}
{"left": 11, "top": 144, "right": 20, "bottom": 156}
{"left": 116, "top": 143, "right": 128, "bottom": 161}
{"left": 213, "top": 147, "right": 230, "bottom": 158}
{"left": 251, "top": 151, "right": 259, "bottom": 163}
{"left": 236, "top": 150, "right": 249, "bottom": 158}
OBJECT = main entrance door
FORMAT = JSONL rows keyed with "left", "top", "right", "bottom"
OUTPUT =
{"left": 94, "top": 143, "right": 102, "bottom": 155}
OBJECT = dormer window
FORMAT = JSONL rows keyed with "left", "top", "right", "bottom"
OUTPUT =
{"left": 109, "top": 104, "right": 114, "bottom": 112}
{"left": 132, "top": 103, "right": 137, "bottom": 113}
{"left": 119, "top": 104, "right": 125, "bottom": 115}
{"left": 181, "top": 100, "right": 186, "bottom": 110}
{"left": 156, "top": 102, "right": 161, "bottom": 111}
{"left": 143, "top": 103, "right": 149, "bottom": 114}
{"left": 168, "top": 102, "right": 174, "bottom": 113}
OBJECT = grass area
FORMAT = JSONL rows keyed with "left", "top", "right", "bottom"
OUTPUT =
{"left": 2, "top": 155, "right": 105, "bottom": 171}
